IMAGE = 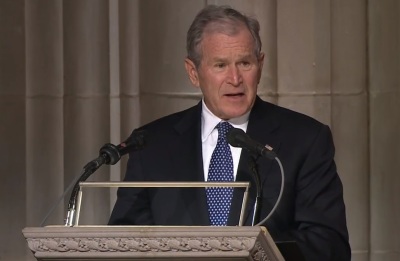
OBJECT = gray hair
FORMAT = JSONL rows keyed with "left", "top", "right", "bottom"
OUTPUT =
{"left": 186, "top": 5, "right": 262, "bottom": 68}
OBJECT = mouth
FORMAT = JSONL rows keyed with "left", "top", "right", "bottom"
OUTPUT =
{"left": 225, "top": 92, "right": 245, "bottom": 97}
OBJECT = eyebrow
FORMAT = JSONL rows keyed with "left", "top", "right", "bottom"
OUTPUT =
{"left": 212, "top": 53, "right": 254, "bottom": 63}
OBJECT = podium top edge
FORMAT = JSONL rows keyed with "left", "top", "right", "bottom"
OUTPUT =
{"left": 79, "top": 181, "right": 251, "bottom": 188}
{"left": 22, "top": 225, "right": 266, "bottom": 234}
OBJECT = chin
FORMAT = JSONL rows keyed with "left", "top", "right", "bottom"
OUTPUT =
{"left": 223, "top": 109, "right": 249, "bottom": 119}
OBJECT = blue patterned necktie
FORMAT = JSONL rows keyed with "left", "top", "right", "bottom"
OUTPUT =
{"left": 206, "top": 121, "right": 234, "bottom": 226}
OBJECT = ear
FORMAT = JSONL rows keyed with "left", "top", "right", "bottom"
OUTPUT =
{"left": 184, "top": 58, "right": 200, "bottom": 87}
{"left": 257, "top": 52, "right": 265, "bottom": 84}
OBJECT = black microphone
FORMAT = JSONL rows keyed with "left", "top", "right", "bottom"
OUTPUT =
{"left": 99, "top": 130, "right": 146, "bottom": 165}
{"left": 227, "top": 128, "right": 277, "bottom": 160}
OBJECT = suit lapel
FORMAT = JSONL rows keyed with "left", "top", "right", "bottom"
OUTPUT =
{"left": 170, "top": 102, "right": 210, "bottom": 225}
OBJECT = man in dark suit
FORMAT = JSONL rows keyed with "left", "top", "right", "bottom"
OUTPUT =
{"left": 109, "top": 5, "right": 351, "bottom": 260}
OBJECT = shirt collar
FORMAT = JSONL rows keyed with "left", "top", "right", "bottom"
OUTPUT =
{"left": 201, "top": 99, "right": 250, "bottom": 142}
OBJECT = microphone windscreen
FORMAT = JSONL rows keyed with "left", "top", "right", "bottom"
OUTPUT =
{"left": 227, "top": 128, "right": 247, "bottom": 147}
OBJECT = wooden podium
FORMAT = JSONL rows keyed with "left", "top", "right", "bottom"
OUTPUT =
{"left": 23, "top": 226, "right": 284, "bottom": 261}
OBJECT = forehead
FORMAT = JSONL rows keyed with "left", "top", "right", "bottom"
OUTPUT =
{"left": 203, "top": 19, "right": 246, "bottom": 36}
{"left": 200, "top": 27, "right": 255, "bottom": 57}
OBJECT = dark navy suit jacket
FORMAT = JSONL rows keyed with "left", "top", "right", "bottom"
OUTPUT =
{"left": 109, "top": 96, "right": 351, "bottom": 260}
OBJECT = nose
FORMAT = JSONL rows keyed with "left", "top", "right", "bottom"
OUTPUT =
{"left": 226, "top": 65, "right": 243, "bottom": 86}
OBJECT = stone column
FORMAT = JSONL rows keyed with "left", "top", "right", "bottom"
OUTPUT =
{"left": 25, "top": 0, "right": 64, "bottom": 228}
{"left": 139, "top": 0, "right": 203, "bottom": 124}
{"left": 109, "top": 0, "right": 141, "bottom": 207}
{"left": 0, "top": 1, "right": 27, "bottom": 260}
{"left": 63, "top": 0, "right": 111, "bottom": 225}
{"left": 369, "top": 1, "right": 400, "bottom": 260}
{"left": 331, "top": 1, "right": 369, "bottom": 260}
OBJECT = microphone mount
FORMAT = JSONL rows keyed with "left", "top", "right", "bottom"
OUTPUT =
{"left": 248, "top": 155, "right": 262, "bottom": 225}
{"left": 64, "top": 155, "right": 106, "bottom": 226}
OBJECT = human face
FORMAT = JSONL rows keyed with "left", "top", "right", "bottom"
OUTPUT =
{"left": 185, "top": 26, "right": 264, "bottom": 120}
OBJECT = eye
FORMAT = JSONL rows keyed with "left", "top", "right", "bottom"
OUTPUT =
{"left": 239, "top": 61, "right": 251, "bottom": 68}
{"left": 215, "top": 63, "right": 226, "bottom": 69}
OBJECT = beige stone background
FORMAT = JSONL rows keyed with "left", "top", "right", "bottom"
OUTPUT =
{"left": 0, "top": 0, "right": 399, "bottom": 260}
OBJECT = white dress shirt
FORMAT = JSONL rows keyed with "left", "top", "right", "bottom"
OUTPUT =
{"left": 201, "top": 99, "right": 249, "bottom": 181}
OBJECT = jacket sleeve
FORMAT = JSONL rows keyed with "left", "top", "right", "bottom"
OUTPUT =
{"left": 293, "top": 125, "right": 349, "bottom": 260}
{"left": 270, "top": 125, "right": 351, "bottom": 261}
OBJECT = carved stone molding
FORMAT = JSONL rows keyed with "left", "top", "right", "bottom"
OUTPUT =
{"left": 23, "top": 226, "right": 283, "bottom": 261}
{"left": 27, "top": 236, "right": 255, "bottom": 253}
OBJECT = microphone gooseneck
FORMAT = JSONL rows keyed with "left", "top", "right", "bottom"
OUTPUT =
{"left": 248, "top": 155, "right": 262, "bottom": 225}
{"left": 64, "top": 130, "right": 145, "bottom": 226}
{"left": 226, "top": 128, "right": 284, "bottom": 226}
